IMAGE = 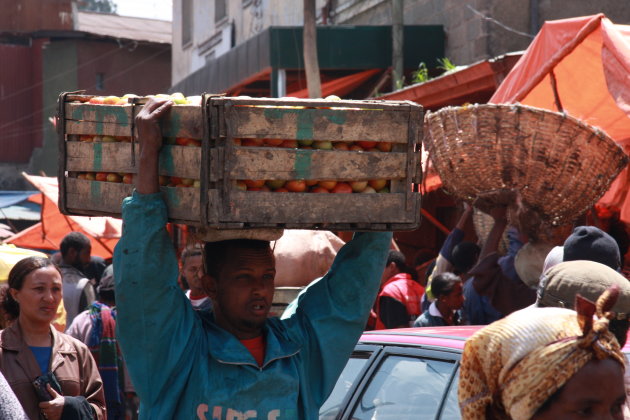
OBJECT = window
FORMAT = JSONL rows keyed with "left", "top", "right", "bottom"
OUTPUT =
{"left": 182, "top": 0, "right": 193, "bottom": 47}
{"left": 350, "top": 355, "right": 455, "bottom": 420}
{"left": 215, "top": 0, "right": 226, "bottom": 22}
{"left": 439, "top": 368, "right": 462, "bottom": 420}
{"left": 95, "top": 73, "right": 104, "bottom": 91}
{"left": 319, "top": 352, "right": 371, "bottom": 420}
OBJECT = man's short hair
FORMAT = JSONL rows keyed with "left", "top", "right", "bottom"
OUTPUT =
{"left": 386, "top": 250, "right": 407, "bottom": 272}
{"left": 431, "top": 272, "right": 461, "bottom": 299}
{"left": 181, "top": 244, "right": 203, "bottom": 266}
{"left": 60, "top": 232, "right": 91, "bottom": 257}
{"left": 203, "top": 239, "right": 272, "bottom": 279}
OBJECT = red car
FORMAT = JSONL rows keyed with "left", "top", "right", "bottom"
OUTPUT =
{"left": 319, "top": 326, "right": 630, "bottom": 420}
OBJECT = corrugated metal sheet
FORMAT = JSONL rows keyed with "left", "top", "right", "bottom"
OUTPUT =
{"left": 0, "top": 43, "right": 36, "bottom": 163}
{"left": 75, "top": 11, "right": 172, "bottom": 44}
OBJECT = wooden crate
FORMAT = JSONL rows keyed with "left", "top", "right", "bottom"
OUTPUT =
{"left": 57, "top": 92, "right": 204, "bottom": 224}
{"left": 58, "top": 93, "right": 423, "bottom": 230}
{"left": 203, "top": 96, "right": 423, "bottom": 230}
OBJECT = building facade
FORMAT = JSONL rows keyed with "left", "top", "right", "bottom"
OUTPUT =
{"left": 0, "top": 0, "right": 171, "bottom": 187}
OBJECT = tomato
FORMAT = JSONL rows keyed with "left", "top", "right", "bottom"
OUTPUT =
{"left": 244, "top": 179, "right": 266, "bottom": 188}
{"left": 310, "top": 186, "right": 330, "bottom": 193}
{"left": 332, "top": 182, "right": 353, "bottom": 193}
{"left": 286, "top": 180, "right": 307, "bottom": 192}
{"left": 317, "top": 180, "right": 337, "bottom": 191}
{"left": 357, "top": 141, "right": 377, "bottom": 149}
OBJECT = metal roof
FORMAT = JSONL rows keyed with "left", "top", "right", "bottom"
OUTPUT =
{"left": 75, "top": 11, "right": 171, "bottom": 44}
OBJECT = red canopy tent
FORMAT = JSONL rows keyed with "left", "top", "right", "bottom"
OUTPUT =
{"left": 5, "top": 174, "right": 121, "bottom": 258}
{"left": 490, "top": 14, "right": 630, "bottom": 221}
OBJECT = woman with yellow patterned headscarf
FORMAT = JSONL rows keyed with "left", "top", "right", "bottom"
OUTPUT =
{"left": 458, "top": 287, "right": 627, "bottom": 419}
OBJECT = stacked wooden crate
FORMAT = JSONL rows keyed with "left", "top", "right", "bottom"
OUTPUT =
{"left": 58, "top": 93, "right": 423, "bottom": 231}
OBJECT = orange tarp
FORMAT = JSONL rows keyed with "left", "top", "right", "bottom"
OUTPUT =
{"left": 5, "top": 174, "right": 121, "bottom": 258}
{"left": 490, "top": 14, "right": 630, "bottom": 221}
{"left": 288, "top": 69, "right": 381, "bottom": 99}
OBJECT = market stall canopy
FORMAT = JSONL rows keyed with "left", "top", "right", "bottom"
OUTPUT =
{"left": 0, "top": 244, "right": 48, "bottom": 283}
{"left": 5, "top": 174, "right": 121, "bottom": 258}
{"left": 490, "top": 14, "right": 630, "bottom": 221}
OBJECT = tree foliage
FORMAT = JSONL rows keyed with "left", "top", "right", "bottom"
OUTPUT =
{"left": 77, "top": 0, "right": 118, "bottom": 14}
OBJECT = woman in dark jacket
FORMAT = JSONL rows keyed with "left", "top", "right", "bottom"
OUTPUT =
{"left": 0, "top": 257, "right": 105, "bottom": 420}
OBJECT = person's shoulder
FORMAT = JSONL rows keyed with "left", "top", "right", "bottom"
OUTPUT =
{"left": 54, "top": 330, "right": 91, "bottom": 354}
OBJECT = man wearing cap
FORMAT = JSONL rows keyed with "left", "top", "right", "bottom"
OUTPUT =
{"left": 67, "top": 265, "right": 134, "bottom": 420}
{"left": 113, "top": 98, "right": 392, "bottom": 419}
{"left": 562, "top": 225, "right": 622, "bottom": 270}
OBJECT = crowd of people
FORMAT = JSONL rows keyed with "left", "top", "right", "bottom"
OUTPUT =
{"left": 0, "top": 96, "right": 626, "bottom": 419}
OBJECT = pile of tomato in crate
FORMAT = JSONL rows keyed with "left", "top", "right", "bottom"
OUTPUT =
{"left": 58, "top": 93, "right": 423, "bottom": 230}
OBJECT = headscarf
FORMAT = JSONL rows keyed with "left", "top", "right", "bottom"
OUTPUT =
{"left": 458, "top": 287, "right": 626, "bottom": 420}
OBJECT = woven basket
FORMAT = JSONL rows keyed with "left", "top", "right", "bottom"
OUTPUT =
{"left": 424, "top": 104, "right": 629, "bottom": 226}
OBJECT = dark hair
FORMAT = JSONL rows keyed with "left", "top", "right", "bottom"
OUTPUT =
{"left": 203, "top": 239, "right": 272, "bottom": 279}
{"left": 181, "top": 245, "right": 203, "bottom": 267}
{"left": 451, "top": 242, "right": 480, "bottom": 275}
{"left": 386, "top": 250, "right": 407, "bottom": 271}
{"left": 431, "top": 272, "right": 462, "bottom": 299}
{"left": 1, "top": 257, "right": 58, "bottom": 321}
{"left": 60, "top": 231, "right": 91, "bottom": 257}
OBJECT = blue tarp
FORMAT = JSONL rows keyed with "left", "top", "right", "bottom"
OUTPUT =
{"left": 0, "top": 191, "right": 37, "bottom": 209}
{"left": 0, "top": 191, "right": 40, "bottom": 221}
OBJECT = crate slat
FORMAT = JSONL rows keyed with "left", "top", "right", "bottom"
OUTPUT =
{"left": 226, "top": 105, "right": 410, "bottom": 142}
{"left": 64, "top": 178, "right": 200, "bottom": 223}
{"left": 64, "top": 103, "right": 203, "bottom": 138}
{"left": 65, "top": 142, "right": 201, "bottom": 179}
{"left": 227, "top": 148, "right": 407, "bottom": 180}
{"left": 209, "top": 191, "right": 419, "bottom": 224}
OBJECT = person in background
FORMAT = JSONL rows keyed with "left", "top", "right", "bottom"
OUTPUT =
{"left": 180, "top": 245, "right": 212, "bottom": 312}
{"left": 84, "top": 256, "right": 108, "bottom": 287}
{"left": 59, "top": 232, "right": 96, "bottom": 327}
{"left": 563, "top": 225, "right": 621, "bottom": 270}
{"left": 369, "top": 250, "right": 424, "bottom": 329}
{"left": 459, "top": 288, "right": 626, "bottom": 420}
{"left": 414, "top": 272, "right": 464, "bottom": 327}
{"left": 67, "top": 265, "right": 136, "bottom": 420}
{"left": 0, "top": 256, "right": 105, "bottom": 420}
{"left": 422, "top": 203, "right": 479, "bottom": 312}
{"left": 469, "top": 205, "right": 551, "bottom": 316}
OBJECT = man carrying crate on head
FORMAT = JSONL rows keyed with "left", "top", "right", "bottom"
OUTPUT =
{"left": 113, "top": 98, "right": 392, "bottom": 419}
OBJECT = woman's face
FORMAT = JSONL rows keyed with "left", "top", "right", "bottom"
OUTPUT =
{"left": 10, "top": 266, "right": 62, "bottom": 325}
{"left": 533, "top": 358, "right": 626, "bottom": 420}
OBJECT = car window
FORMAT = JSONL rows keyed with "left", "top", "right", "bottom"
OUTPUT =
{"left": 319, "top": 352, "right": 372, "bottom": 420}
{"left": 438, "top": 367, "right": 461, "bottom": 420}
{"left": 350, "top": 355, "right": 455, "bottom": 420}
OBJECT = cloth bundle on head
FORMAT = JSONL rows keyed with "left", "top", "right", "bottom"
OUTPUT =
{"left": 514, "top": 242, "right": 554, "bottom": 289}
{"left": 458, "top": 288, "right": 625, "bottom": 420}
{"left": 563, "top": 226, "right": 620, "bottom": 270}
{"left": 537, "top": 260, "right": 630, "bottom": 320}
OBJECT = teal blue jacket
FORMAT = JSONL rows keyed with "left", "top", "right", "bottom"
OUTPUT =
{"left": 113, "top": 192, "right": 392, "bottom": 420}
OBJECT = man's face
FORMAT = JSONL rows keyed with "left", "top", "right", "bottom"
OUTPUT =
{"left": 204, "top": 245, "right": 276, "bottom": 340}
{"left": 66, "top": 245, "right": 91, "bottom": 270}
{"left": 182, "top": 254, "right": 204, "bottom": 293}
{"left": 79, "top": 245, "right": 92, "bottom": 268}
